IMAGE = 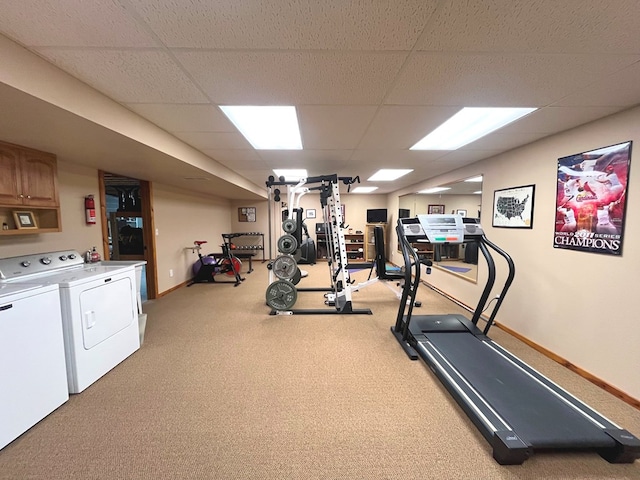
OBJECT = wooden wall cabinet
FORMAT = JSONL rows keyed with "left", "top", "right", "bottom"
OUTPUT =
{"left": 0, "top": 140, "right": 61, "bottom": 235}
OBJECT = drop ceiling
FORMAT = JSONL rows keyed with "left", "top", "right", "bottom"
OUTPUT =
{"left": 0, "top": 0, "right": 639, "bottom": 197}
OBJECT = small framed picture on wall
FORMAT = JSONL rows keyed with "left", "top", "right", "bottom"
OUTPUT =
{"left": 428, "top": 204, "right": 445, "bottom": 214}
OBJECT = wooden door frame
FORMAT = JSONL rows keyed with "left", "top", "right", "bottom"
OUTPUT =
{"left": 99, "top": 171, "right": 158, "bottom": 300}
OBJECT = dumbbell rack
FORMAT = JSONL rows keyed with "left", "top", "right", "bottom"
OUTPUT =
{"left": 224, "top": 232, "right": 265, "bottom": 262}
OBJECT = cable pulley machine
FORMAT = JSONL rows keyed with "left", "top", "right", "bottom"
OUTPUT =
{"left": 264, "top": 174, "right": 372, "bottom": 315}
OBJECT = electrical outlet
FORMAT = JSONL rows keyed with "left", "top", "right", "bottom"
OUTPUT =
{"left": 169, "top": 269, "right": 174, "bottom": 277}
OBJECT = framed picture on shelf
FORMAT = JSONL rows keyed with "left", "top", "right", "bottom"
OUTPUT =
{"left": 492, "top": 184, "right": 535, "bottom": 229}
{"left": 13, "top": 210, "right": 38, "bottom": 229}
{"left": 428, "top": 204, "right": 445, "bottom": 214}
{"left": 456, "top": 209, "right": 467, "bottom": 217}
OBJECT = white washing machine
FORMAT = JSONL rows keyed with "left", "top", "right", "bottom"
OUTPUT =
{"left": 0, "top": 283, "right": 69, "bottom": 449}
{"left": 0, "top": 251, "right": 140, "bottom": 394}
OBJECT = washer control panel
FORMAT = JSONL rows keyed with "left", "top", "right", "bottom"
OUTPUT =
{"left": 0, "top": 250, "right": 84, "bottom": 280}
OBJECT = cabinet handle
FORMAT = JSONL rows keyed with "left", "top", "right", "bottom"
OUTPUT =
{"left": 19, "top": 194, "right": 24, "bottom": 198}
{"left": 26, "top": 195, "right": 31, "bottom": 199}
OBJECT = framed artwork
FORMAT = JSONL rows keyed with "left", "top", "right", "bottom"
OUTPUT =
{"left": 428, "top": 204, "right": 445, "bottom": 214}
{"left": 306, "top": 209, "right": 316, "bottom": 219}
{"left": 456, "top": 209, "right": 467, "bottom": 217}
{"left": 554, "top": 140, "right": 631, "bottom": 256}
{"left": 238, "top": 207, "right": 256, "bottom": 222}
{"left": 492, "top": 185, "right": 535, "bottom": 228}
{"left": 13, "top": 210, "right": 38, "bottom": 229}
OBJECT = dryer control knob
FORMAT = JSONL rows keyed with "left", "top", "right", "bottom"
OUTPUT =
{"left": 59, "top": 255, "right": 68, "bottom": 261}
{"left": 40, "top": 257, "right": 52, "bottom": 265}
{"left": 21, "top": 260, "right": 31, "bottom": 267}
{"left": 68, "top": 254, "right": 76, "bottom": 259}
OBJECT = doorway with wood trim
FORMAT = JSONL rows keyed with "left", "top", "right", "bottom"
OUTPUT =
{"left": 99, "top": 171, "right": 158, "bottom": 301}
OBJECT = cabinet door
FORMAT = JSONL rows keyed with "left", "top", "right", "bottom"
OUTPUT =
{"left": 20, "top": 149, "right": 59, "bottom": 207}
{"left": 0, "top": 143, "right": 23, "bottom": 205}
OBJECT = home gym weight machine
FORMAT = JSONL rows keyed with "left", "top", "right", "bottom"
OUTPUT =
{"left": 392, "top": 214, "right": 640, "bottom": 465}
{"left": 264, "top": 174, "right": 372, "bottom": 315}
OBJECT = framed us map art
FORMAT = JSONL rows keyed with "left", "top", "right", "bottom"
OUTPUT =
{"left": 492, "top": 185, "right": 535, "bottom": 228}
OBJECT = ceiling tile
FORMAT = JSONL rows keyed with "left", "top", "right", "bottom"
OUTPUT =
{"left": 498, "top": 106, "right": 625, "bottom": 134}
{"left": 432, "top": 150, "right": 502, "bottom": 168}
{"left": 35, "top": 48, "right": 208, "bottom": 103}
{"left": 174, "top": 50, "right": 407, "bottom": 104}
{"left": 298, "top": 106, "right": 377, "bottom": 150}
{"left": 0, "top": 0, "right": 157, "bottom": 48}
{"left": 358, "top": 106, "right": 461, "bottom": 149}
{"left": 349, "top": 149, "right": 448, "bottom": 187}
{"left": 552, "top": 61, "right": 640, "bottom": 107}
{"left": 202, "top": 149, "right": 265, "bottom": 168}
{"left": 460, "top": 132, "right": 547, "bottom": 151}
{"left": 174, "top": 131, "right": 252, "bottom": 150}
{"left": 258, "top": 150, "right": 352, "bottom": 168}
{"left": 350, "top": 149, "right": 447, "bottom": 166}
{"left": 130, "top": 0, "right": 438, "bottom": 50}
{"left": 386, "top": 52, "right": 640, "bottom": 107}
{"left": 126, "top": 104, "right": 235, "bottom": 132}
{"left": 419, "top": 0, "right": 640, "bottom": 54}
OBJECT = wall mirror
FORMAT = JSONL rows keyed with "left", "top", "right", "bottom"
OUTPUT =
{"left": 398, "top": 176, "right": 483, "bottom": 282}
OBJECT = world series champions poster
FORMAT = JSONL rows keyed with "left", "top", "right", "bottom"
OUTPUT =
{"left": 554, "top": 141, "right": 632, "bottom": 255}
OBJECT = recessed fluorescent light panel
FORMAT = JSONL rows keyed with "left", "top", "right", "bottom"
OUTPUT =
{"left": 410, "top": 107, "right": 537, "bottom": 150}
{"left": 464, "top": 176, "right": 483, "bottom": 183}
{"left": 273, "top": 169, "right": 308, "bottom": 181}
{"left": 220, "top": 106, "right": 302, "bottom": 150}
{"left": 352, "top": 186, "right": 379, "bottom": 193}
{"left": 418, "top": 187, "right": 451, "bottom": 194}
{"left": 367, "top": 169, "right": 414, "bottom": 181}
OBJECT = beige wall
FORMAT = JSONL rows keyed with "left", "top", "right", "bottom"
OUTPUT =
{"left": 388, "top": 105, "right": 640, "bottom": 401}
{"left": 153, "top": 185, "right": 231, "bottom": 292}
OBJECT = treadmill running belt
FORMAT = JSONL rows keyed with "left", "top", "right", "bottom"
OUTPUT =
{"left": 424, "top": 332, "right": 615, "bottom": 449}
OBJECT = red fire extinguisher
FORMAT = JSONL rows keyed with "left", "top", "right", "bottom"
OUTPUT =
{"left": 85, "top": 195, "right": 96, "bottom": 225}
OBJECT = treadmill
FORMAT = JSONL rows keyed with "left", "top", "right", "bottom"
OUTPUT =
{"left": 391, "top": 215, "right": 640, "bottom": 465}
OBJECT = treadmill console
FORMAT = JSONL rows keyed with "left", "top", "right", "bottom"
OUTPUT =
{"left": 462, "top": 217, "right": 485, "bottom": 239}
{"left": 399, "top": 217, "right": 427, "bottom": 242}
{"left": 417, "top": 214, "right": 465, "bottom": 244}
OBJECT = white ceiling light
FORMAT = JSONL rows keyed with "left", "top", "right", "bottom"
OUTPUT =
{"left": 273, "top": 169, "right": 308, "bottom": 181}
{"left": 410, "top": 107, "right": 537, "bottom": 150}
{"left": 220, "top": 106, "right": 302, "bottom": 150}
{"left": 352, "top": 186, "right": 379, "bottom": 193}
{"left": 418, "top": 187, "right": 451, "bottom": 194}
{"left": 465, "top": 176, "right": 483, "bottom": 182}
{"left": 367, "top": 169, "right": 414, "bottom": 181}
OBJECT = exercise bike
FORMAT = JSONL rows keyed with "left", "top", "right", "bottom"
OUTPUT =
{"left": 187, "top": 240, "right": 244, "bottom": 287}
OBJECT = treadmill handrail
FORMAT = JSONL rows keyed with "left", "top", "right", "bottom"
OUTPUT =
{"left": 480, "top": 235, "right": 516, "bottom": 334}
